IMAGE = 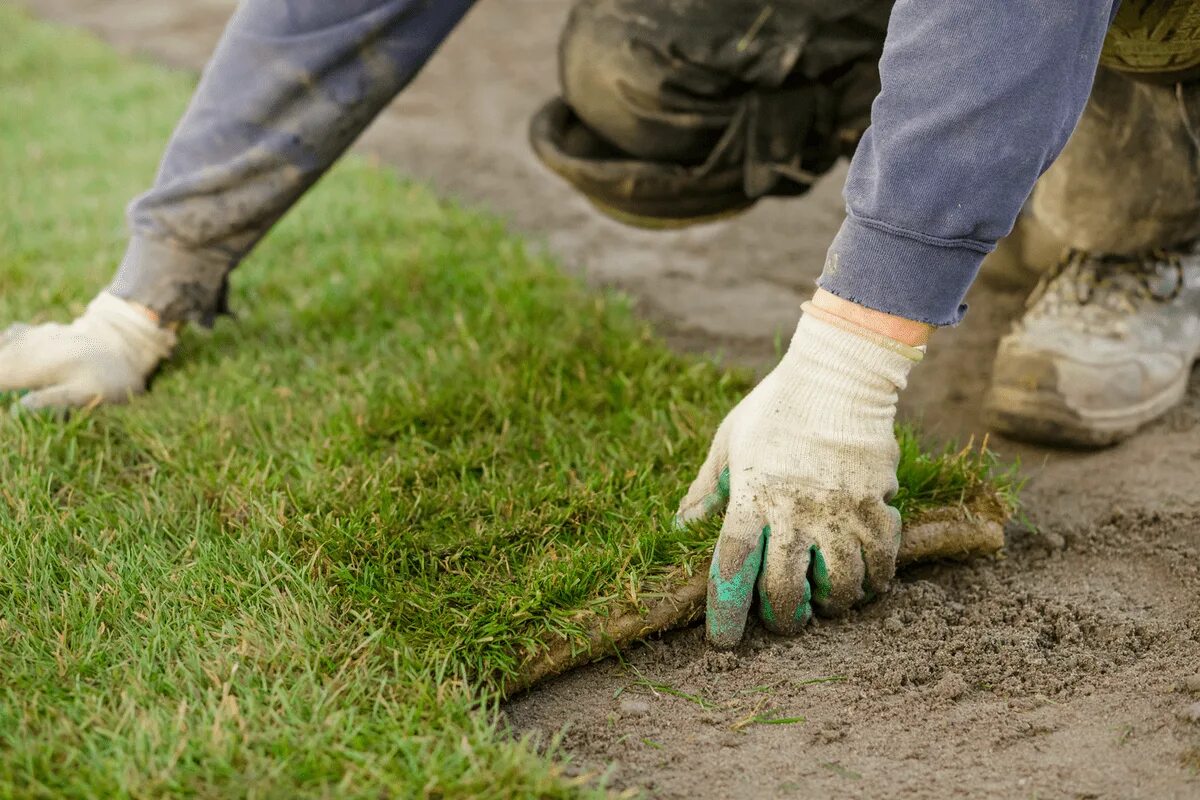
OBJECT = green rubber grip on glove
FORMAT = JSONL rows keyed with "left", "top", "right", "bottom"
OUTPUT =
{"left": 704, "top": 466, "right": 836, "bottom": 644}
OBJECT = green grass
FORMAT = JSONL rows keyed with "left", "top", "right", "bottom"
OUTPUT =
{"left": 0, "top": 9, "right": 1016, "bottom": 798}
{"left": 893, "top": 430, "right": 1021, "bottom": 522}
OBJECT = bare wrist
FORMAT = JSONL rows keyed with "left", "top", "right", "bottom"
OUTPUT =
{"left": 112, "top": 295, "right": 180, "bottom": 332}
{"left": 126, "top": 300, "right": 161, "bottom": 325}
{"left": 811, "top": 289, "right": 933, "bottom": 347}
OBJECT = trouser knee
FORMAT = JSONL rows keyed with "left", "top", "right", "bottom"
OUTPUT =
{"left": 541, "top": 0, "right": 892, "bottom": 226}
{"left": 558, "top": 0, "right": 735, "bottom": 163}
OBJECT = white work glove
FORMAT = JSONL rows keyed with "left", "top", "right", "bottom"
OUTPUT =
{"left": 0, "top": 293, "right": 176, "bottom": 411}
{"left": 676, "top": 303, "right": 923, "bottom": 648}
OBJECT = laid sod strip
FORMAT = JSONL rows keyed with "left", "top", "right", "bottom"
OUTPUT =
{"left": 508, "top": 501, "right": 1009, "bottom": 695}
{"left": 507, "top": 435, "right": 1015, "bottom": 694}
{"left": 0, "top": 9, "right": 1017, "bottom": 798}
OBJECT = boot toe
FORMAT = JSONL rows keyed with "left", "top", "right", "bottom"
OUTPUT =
{"left": 985, "top": 328, "right": 1188, "bottom": 447}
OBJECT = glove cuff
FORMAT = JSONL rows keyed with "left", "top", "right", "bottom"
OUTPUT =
{"left": 88, "top": 292, "right": 178, "bottom": 371}
{"left": 801, "top": 302, "right": 925, "bottom": 362}
{"left": 789, "top": 303, "right": 922, "bottom": 394}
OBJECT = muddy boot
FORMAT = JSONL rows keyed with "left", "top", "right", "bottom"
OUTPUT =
{"left": 985, "top": 249, "right": 1200, "bottom": 447}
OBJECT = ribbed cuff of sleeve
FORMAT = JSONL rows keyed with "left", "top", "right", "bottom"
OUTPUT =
{"left": 817, "top": 212, "right": 995, "bottom": 327}
{"left": 107, "top": 236, "right": 234, "bottom": 327}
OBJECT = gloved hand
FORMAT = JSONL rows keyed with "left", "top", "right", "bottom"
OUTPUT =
{"left": 676, "top": 303, "right": 923, "bottom": 648}
{"left": 0, "top": 293, "right": 176, "bottom": 411}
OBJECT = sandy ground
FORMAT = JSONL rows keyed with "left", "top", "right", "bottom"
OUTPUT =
{"left": 14, "top": 1, "right": 1200, "bottom": 796}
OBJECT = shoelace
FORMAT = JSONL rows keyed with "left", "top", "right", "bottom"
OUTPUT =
{"left": 1026, "top": 248, "right": 1185, "bottom": 309}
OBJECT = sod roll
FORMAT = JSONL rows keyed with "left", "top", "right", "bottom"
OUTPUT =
{"left": 505, "top": 500, "right": 1007, "bottom": 695}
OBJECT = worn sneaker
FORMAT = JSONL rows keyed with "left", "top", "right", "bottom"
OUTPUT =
{"left": 985, "top": 248, "right": 1200, "bottom": 447}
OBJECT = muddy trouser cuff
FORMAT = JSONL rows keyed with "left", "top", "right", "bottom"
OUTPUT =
{"left": 108, "top": 236, "right": 234, "bottom": 327}
{"left": 817, "top": 213, "right": 994, "bottom": 328}
{"left": 105, "top": 1, "right": 475, "bottom": 328}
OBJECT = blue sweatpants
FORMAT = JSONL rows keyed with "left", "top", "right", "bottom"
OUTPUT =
{"left": 108, "top": 0, "right": 1117, "bottom": 328}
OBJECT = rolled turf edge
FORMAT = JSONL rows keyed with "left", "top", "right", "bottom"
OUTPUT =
{"left": 503, "top": 492, "right": 1009, "bottom": 696}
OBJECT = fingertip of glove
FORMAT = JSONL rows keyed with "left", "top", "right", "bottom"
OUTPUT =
{"left": 672, "top": 502, "right": 701, "bottom": 530}
{"left": 759, "top": 598, "right": 810, "bottom": 637}
{"left": 760, "top": 611, "right": 812, "bottom": 637}
{"left": 858, "top": 546, "right": 894, "bottom": 605}
{"left": 705, "top": 618, "right": 745, "bottom": 649}
{"left": 16, "top": 396, "right": 70, "bottom": 419}
{"left": 15, "top": 385, "right": 105, "bottom": 416}
{"left": 705, "top": 566, "right": 745, "bottom": 649}
{"left": 756, "top": 570, "right": 814, "bottom": 636}
{"left": 673, "top": 488, "right": 728, "bottom": 530}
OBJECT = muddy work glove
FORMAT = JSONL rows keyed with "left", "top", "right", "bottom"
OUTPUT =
{"left": 676, "top": 304, "right": 923, "bottom": 648}
{"left": 0, "top": 293, "right": 176, "bottom": 411}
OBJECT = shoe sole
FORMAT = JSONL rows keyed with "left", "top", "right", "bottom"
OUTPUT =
{"left": 984, "top": 364, "right": 1192, "bottom": 448}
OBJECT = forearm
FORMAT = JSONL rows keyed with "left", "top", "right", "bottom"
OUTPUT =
{"left": 108, "top": 0, "right": 475, "bottom": 325}
{"left": 819, "top": 0, "right": 1119, "bottom": 327}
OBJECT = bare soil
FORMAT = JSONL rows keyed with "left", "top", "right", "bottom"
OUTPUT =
{"left": 17, "top": 1, "right": 1200, "bottom": 796}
